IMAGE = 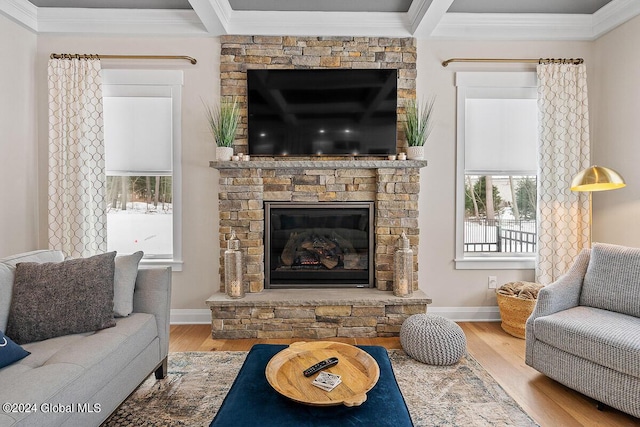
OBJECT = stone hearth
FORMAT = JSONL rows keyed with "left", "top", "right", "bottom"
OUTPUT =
{"left": 206, "top": 289, "right": 431, "bottom": 339}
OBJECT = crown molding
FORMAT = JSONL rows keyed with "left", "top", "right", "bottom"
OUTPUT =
{"left": 431, "top": 13, "right": 594, "bottom": 40}
{"left": 36, "top": 7, "right": 207, "bottom": 35}
{"left": 592, "top": 0, "right": 640, "bottom": 39}
{"left": 228, "top": 11, "right": 411, "bottom": 37}
{"left": 0, "top": 0, "right": 38, "bottom": 32}
{"left": 1, "top": 0, "right": 638, "bottom": 40}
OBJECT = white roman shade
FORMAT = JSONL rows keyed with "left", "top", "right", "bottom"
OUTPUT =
{"left": 104, "top": 96, "right": 172, "bottom": 174}
{"left": 457, "top": 72, "right": 538, "bottom": 175}
{"left": 464, "top": 96, "right": 538, "bottom": 173}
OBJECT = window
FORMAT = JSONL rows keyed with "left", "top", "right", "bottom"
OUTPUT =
{"left": 455, "top": 72, "right": 537, "bottom": 269}
{"left": 102, "top": 70, "right": 183, "bottom": 270}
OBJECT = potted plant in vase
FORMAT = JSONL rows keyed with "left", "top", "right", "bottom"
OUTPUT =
{"left": 204, "top": 97, "right": 240, "bottom": 161}
{"left": 404, "top": 97, "right": 435, "bottom": 160}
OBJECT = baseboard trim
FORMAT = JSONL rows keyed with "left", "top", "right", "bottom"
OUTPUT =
{"left": 170, "top": 309, "right": 210, "bottom": 325}
{"left": 428, "top": 306, "right": 501, "bottom": 322}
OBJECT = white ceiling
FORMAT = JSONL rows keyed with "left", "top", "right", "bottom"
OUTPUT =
{"left": 1, "top": 0, "right": 639, "bottom": 40}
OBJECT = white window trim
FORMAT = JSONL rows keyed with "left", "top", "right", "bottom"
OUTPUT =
{"left": 455, "top": 72, "right": 537, "bottom": 270}
{"left": 102, "top": 69, "right": 183, "bottom": 271}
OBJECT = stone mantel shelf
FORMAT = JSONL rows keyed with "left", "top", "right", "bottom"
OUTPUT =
{"left": 209, "top": 159, "right": 428, "bottom": 170}
{"left": 206, "top": 289, "right": 432, "bottom": 307}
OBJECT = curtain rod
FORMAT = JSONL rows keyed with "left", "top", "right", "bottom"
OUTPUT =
{"left": 50, "top": 53, "right": 197, "bottom": 65}
{"left": 441, "top": 57, "right": 584, "bottom": 67}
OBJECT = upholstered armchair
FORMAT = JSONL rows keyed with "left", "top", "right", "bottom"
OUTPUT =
{"left": 525, "top": 243, "right": 640, "bottom": 418}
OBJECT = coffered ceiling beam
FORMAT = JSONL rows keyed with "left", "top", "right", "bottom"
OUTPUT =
{"left": 188, "top": 0, "right": 229, "bottom": 35}
{"left": 409, "top": 0, "right": 454, "bottom": 37}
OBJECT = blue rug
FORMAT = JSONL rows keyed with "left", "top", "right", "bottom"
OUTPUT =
{"left": 209, "top": 344, "right": 413, "bottom": 427}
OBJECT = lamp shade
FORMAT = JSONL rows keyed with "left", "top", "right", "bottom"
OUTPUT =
{"left": 570, "top": 166, "right": 626, "bottom": 192}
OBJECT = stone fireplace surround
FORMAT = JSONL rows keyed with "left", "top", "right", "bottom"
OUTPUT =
{"left": 207, "top": 160, "right": 432, "bottom": 338}
{"left": 206, "top": 35, "right": 432, "bottom": 339}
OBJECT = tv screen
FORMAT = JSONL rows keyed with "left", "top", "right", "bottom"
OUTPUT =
{"left": 247, "top": 69, "right": 397, "bottom": 157}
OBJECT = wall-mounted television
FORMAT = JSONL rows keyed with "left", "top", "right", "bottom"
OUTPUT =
{"left": 247, "top": 69, "right": 397, "bottom": 157}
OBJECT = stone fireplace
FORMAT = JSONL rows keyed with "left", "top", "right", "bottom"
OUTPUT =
{"left": 212, "top": 161, "right": 425, "bottom": 293}
{"left": 205, "top": 35, "right": 432, "bottom": 339}
{"left": 207, "top": 160, "right": 431, "bottom": 338}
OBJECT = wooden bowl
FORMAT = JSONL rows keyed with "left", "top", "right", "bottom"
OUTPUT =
{"left": 265, "top": 341, "right": 380, "bottom": 407}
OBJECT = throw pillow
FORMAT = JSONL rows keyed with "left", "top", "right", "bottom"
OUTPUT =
{"left": 0, "top": 330, "right": 30, "bottom": 368}
{"left": 113, "top": 251, "right": 144, "bottom": 317}
{"left": 0, "top": 264, "right": 13, "bottom": 333}
{"left": 5, "top": 252, "right": 117, "bottom": 345}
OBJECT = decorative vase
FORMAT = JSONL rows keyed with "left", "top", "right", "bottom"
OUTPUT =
{"left": 406, "top": 146, "right": 424, "bottom": 160}
{"left": 224, "top": 230, "right": 244, "bottom": 299}
{"left": 216, "top": 146, "right": 234, "bottom": 161}
{"left": 393, "top": 231, "right": 413, "bottom": 297}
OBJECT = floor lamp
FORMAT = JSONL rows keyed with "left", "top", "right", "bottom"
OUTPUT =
{"left": 570, "top": 165, "right": 626, "bottom": 246}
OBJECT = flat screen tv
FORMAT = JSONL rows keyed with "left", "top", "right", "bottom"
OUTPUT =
{"left": 247, "top": 69, "right": 397, "bottom": 157}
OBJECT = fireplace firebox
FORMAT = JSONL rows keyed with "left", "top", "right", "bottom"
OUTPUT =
{"left": 265, "top": 202, "right": 374, "bottom": 288}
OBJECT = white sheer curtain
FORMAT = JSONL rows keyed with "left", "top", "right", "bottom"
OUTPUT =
{"left": 48, "top": 57, "right": 107, "bottom": 257}
{"left": 536, "top": 63, "right": 591, "bottom": 283}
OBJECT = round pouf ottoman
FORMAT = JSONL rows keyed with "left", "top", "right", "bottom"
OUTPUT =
{"left": 400, "top": 314, "right": 467, "bottom": 365}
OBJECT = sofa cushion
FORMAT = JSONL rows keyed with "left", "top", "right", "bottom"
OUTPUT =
{"left": 0, "top": 330, "right": 30, "bottom": 368}
{"left": 114, "top": 251, "right": 144, "bottom": 317}
{"left": 532, "top": 306, "right": 640, "bottom": 378}
{"left": 580, "top": 243, "right": 640, "bottom": 317}
{"left": 0, "top": 250, "right": 65, "bottom": 333}
{"left": 6, "top": 252, "right": 117, "bottom": 344}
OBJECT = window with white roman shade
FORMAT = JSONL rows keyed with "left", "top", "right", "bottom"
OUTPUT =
{"left": 455, "top": 72, "right": 538, "bottom": 270}
{"left": 102, "top": 70, "right": 183, "bottom": 270}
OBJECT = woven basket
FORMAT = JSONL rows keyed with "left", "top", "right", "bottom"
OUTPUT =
{"left": 496, "top": 293, "right": 537, "bottom": 339}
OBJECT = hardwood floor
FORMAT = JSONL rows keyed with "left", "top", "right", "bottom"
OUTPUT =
{"left": 169, "top": 322, "right": 640, "bottom": 427}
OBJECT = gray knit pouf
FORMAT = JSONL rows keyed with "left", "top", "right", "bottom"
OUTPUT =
{"left": 400, "top": 314, "right": 467, "bottom": 365}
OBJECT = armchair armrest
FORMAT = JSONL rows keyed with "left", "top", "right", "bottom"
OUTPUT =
{"left": 525, "top": 248, "right": 590, "bottom": 364}
{"left": 133, "top": 268, "right": 172, "bottom": 359}
{"left": 531, "top": 248, "right": 591, "bottom": 319}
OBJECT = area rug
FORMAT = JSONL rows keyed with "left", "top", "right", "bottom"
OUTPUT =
{"left": 102, "top": 349, "right": 538, "bottom": 427}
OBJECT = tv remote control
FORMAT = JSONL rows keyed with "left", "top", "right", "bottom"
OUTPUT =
{"left": 303, "top": 357, "right": 339, "bottom": 377}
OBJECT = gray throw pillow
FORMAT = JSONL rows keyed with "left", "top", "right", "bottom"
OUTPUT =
{"left": 5, "top": 252, "right": 117, "bottom": 345}
{"left": 114, "top": 251, "right": 144, "bottom": 317}
{"left": 0, "top": 264, "right": 13, "bottom": 333}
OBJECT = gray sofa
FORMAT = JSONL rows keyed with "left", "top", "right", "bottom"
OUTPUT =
{"left": 0, "top": 250, "right": 171, "bottom": 427}
{"left": 525, "top": 243, "right": 640, "bottom": 418}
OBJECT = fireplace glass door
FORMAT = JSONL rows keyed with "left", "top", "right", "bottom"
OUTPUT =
{"left": 265, "top": 202, "right": 374, "bottom": 288}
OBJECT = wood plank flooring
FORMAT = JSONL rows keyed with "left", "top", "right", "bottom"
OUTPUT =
{"left": 169, "top": 322, "right": 640, "bottom": 427}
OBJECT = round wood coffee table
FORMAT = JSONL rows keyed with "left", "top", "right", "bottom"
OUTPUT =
{"left": 265, "top": 341, "right": 380, "bottom": 407}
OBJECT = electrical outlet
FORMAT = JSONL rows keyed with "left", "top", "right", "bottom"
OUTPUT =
{"left": 488, "top": 276, "right": 497, "bottom": 289}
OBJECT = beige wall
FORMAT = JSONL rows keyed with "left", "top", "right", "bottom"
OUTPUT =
{"left": 5, "top": 20, "right": 637, "bottom": 315}
{"left": 0, "top": 15, "right": 38, "bottom": 257}
{"left": 592, "top": 15, "right": 640, "bottom": 247}
{"left": 35, "top": 36, "right": 222, "bottom": 310}
{"left": 416, "top": 39, "right": 594, "bottom": 309}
